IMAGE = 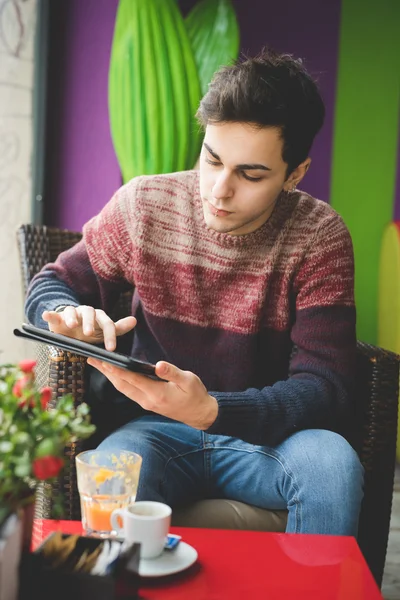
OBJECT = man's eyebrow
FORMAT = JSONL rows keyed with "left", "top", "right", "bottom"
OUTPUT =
{"left": 203, "top": 143, "right": 271, "bottom": 171}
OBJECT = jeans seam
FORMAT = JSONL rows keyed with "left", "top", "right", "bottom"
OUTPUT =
{"left": 160, "top": 448, "right": 206, "bottom": 500}
{"left": 202, "top": 432, "right": 212, "bottom": 490}
{"left": 210, "top": 445, "right": 302, "bottom": 532}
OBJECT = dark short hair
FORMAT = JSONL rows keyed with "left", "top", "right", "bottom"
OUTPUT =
{"left": 196, "top": 48, "right": 325, "bottom": 175}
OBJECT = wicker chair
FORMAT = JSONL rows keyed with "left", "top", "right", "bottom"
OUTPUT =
{"left": 17, "top": 223, "right": 399, "bottom": 587}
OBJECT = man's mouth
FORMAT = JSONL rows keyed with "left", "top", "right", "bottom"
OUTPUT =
{"left": 207, "top": 201, "right": 233, "bottom": 218}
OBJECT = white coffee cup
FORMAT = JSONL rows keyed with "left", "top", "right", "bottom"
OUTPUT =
{"left": 111, "top": 501, "right": 172, "bottom": 559}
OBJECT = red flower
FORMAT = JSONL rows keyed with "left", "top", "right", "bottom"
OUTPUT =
{"left": 12, "top": 381, "right": 23, "bottom": 398}
{"left": 18, "top": 359, "right": 37, "bottom": 373}
{"left": 32, "top": 456, "right": 64, "bottom": 480}
{"left": 17, "top": 396, "right": 35, "bottom": 409}
{"left": 13, "top": 375, "right": 35, "bottom": 407}
{"left": 40, "top": 387, "right": 52, "bottom": 410}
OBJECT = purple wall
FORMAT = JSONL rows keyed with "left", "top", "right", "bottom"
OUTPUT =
{"left": 46, "top": 0, "right": 121, "bottom": 231}
{"left": 232, "top": 0, "right": 341, "bottom": 204}
{"left": 48, "top": 0, "right": 342, "bottom": 231}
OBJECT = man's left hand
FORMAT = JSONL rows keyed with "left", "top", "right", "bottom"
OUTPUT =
{"left": 86, "top": 358, "right": 218, "bottom": 430}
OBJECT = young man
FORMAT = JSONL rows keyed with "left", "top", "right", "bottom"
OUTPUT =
{"left": 25, "top": 49, "right": 364, "bottom": 535}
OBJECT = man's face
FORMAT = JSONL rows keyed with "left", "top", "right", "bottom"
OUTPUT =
{"left": 199, "top": 122, "right": 290, "bottom": 236}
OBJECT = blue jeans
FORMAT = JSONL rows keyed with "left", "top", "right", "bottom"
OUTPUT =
{"left": 97, "top": 415, "right": 364, "bottom": 536}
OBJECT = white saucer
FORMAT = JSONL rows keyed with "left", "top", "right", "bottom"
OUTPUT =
{"left": 138, "top": 541, "right": 198, "bottom": 577}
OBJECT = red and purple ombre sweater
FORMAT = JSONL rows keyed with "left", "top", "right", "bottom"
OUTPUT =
{"left": 26, "top": 170, "right": 356, "bottom": 447}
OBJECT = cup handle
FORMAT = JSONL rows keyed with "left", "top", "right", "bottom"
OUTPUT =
{"left": 110, "top": 508, "right": 125, "bottom": 535}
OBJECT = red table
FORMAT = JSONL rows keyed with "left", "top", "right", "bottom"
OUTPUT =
{"left": 32, "top": 520, "right": 383, "bottom": 600}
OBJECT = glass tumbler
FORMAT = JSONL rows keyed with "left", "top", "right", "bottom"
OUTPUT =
{"left": 75, "top": 449, "right": 142, "bottom": 537}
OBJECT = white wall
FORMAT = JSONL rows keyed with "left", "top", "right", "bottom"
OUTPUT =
{"left": 0, "top": 0, "right": 37, "bottom": 362}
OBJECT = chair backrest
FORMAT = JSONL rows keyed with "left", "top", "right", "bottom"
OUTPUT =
{"left": 17, "top": 225, "right": 83, "bottom": 296}
{"left": 17, "top": 224, "right": 134, "bottom": 379}
{"left": 17, "top": 225, "right": 85, "bottom": 389}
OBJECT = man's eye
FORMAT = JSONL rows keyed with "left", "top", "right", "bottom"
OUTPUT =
{"left": 205, "top": 158, "right": 221, "bottom": 166}
{"left": 242, "top": 172, "right": 262, "bottom": 182}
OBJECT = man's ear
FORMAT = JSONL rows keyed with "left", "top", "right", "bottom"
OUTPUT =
{"left": 284, "top": 158, "right": 311, "bottom": 192}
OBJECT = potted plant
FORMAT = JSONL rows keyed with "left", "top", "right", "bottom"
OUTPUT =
{"left": 0, "top": 359, "right": 95, "bottom": 548}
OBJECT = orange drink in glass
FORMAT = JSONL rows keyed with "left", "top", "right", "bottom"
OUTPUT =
{"left": 75, "top": 449, "right": 142, "bottom": 537}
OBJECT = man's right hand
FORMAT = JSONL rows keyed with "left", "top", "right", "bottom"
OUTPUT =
{"left": 42, "top": 306, "right": 137, "bottom": 351}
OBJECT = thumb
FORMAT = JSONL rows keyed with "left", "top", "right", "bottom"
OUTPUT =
{"left": 155, "top": 361, "right": 187, "bottom": 386}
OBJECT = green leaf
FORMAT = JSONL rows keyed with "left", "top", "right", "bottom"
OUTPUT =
{"left": 108, "top": 0, "right": 202, "bottom": 181}
{"left": 14, "top": 462, "right": 31, "bottom": 478}
{"left": 35, "top": 438, "right": 59, "bottom": 458}
{"left": 12, "top": 432, "right": 30, "bottom": 446}
{"left": 54, "top": 415, "right": 69, "bottom": 429}
{"left": 70, "top": 423, "right": 96, "bottom": 439}
{"left": 77, "top": 403, "right": 90, "bottom": 416}
{"left": 186, "top": 0, "right": 240, "bottom": 96}
{"left": 13, "top": 451, "right": 31, "bottom": 465}
{"left": 0, "top": 441, "right": 13, "bottom": 453}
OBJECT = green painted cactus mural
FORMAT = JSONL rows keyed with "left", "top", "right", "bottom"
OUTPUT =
{"left": 108, "top": 0, "right": 240, "bottom": 183}
{"left": 186, "top": 0, "right": 240, "bottom": 96}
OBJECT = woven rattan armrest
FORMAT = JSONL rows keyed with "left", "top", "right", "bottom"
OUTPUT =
{"left": 34, "top": 346, "right": 87, "bottom": 521}
{"left": 355, "top": 341, "right": 399, "bottom": 586}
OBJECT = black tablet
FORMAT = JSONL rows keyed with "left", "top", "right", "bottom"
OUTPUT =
{"left": 13, "top": 323, "right": 161, "bottom": 379}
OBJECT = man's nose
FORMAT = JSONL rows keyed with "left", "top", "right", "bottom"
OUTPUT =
{"left": 212, "top": 170, "right": 234, "bottom": 199}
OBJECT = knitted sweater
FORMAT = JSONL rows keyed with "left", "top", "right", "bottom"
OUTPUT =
{"left": 26, "top": 170, "right": 356, "bottom": 447}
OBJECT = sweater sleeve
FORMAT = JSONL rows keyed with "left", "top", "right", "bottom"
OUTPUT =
{"left": 206, "top": 213, "right": 356, "bottom": 447}
{"left": 25, "top": 181, "right": 139, "bottom": 328}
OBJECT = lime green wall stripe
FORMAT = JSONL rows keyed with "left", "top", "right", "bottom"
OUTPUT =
{"left": 330, "top": 0, "right": 400, "bottom": 344}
